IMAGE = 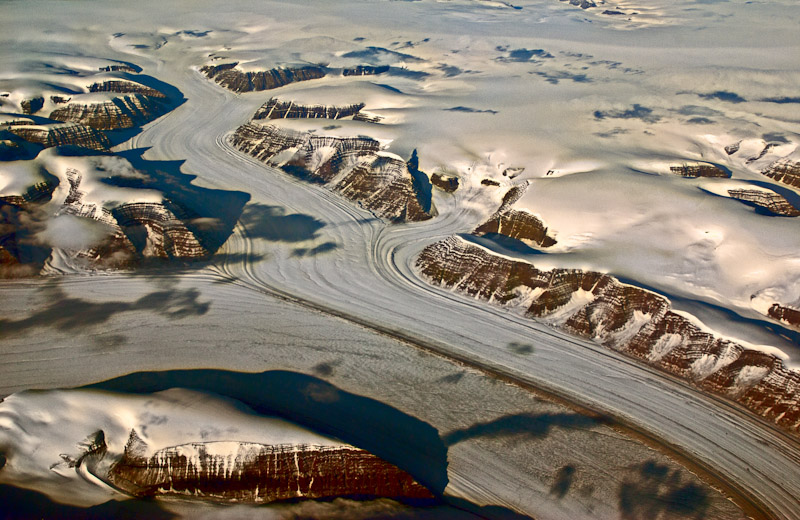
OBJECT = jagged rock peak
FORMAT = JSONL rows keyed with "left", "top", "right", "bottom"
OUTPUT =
{"left": 253, "top": 98, "right": 365, "bottom": 120}
{"left": 200, "top": 62, "right": 326, "bottom": 93}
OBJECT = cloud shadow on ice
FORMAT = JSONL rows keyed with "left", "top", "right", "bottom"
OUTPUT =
{"left": 108, "top": 148, "right": 251, "bottom": 254}
{"left": 594, "top": 104, "right": 660, "bottom": 123}
{"left": 238, "top": 203, "right": 336, "bottom": 251}
{"left": 0, "top": 282, "right": 210, "bottom": 340}
{"left": 618, "top": 460, "right": 709, "bottom": 520}
{"left": 442, "top": 412, "right": 608, "bottom": 446}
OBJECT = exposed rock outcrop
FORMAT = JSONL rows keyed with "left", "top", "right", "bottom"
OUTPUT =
{"left": 415, "top": 236, "right": 800, "bottom": 433}
{"left": 20, "top": 96, "right": 45, "bottom": 115}
{"left": 669, "top": 164, "right": 729, "bottom": 178}
{"left": 200, "top": 63, "right": 326, "bottom": 93}
{"left": 231, "top": 123, "right": 433, "bottom": 222}
{"left": 112, "top": 202, "right": 208, "bottom": 260}
{"left": 342, "top": 65, "right": 390, "bottom": 76}
{"left": 727, "top": 188, "right": 800, "bottom": 216}
{"left": 430, "top": 173, "right": 459, "bottom": 193}
{"left": 762, "top": 159, "right": 800, "bottom": 190}
{"left": 253, "top": 98, "right": 365, "bottom": 120}
{"left": 768, "top": 304, "right": 800, "bottom": 330}
{"left": 475, "top": 209, "right": 557, "bottom": 247}
{"left": 8, "top": 123, "right": 110, "bottom": 151}
{"left": 49, "top": 94, "right": 168, "bottom": 130}
{"left": 88, "top": 80, "right": 166, "bottom": 99}
{"left": 561, "top": 0, "right": 597, "bottom": 9}
{"left": 109, "top": 432, "right": 435, "bottom": 504}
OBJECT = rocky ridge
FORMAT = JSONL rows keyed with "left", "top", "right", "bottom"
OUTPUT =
{"left": 727, "top": 188, "right": 800, "bottom": 217}
{"left": 200, "top": 63, "right": 326, "bottom": 93}
{"left": 253, "top": 98, "right": 366, "bottom": 120}
{"left": 49, "top": 93, "right": 168, "bottom": 131}
{"left": 768, "top": 304, "right": 800, "bottom": 330}
{"left": 108, "top": 431, "right": 434, "bottom": 503}
{"left": 232, "top": 121, "right": 433, "bottom": 222}
{"left": 670, "top": 163, "right": 729, "bottom": 178}
{"left": 474, "top": 185, "right": 556, "bottom": 247}
{"left": 762, "top": 159, "right": 800, "bottom": 190}
{"left": 8, "top": 123, "right": 111, "bottom": 151}
{"left": 415, "top": 236, "right": 800, "bottom": 434}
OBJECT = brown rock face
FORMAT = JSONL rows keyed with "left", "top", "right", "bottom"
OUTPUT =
{"left": 768, "top": 303, "right": 800, "bottom": 329}
{"left": 727, "top": 188, "right": 800, "bottom": 216}
{"left": 109, "top": 433, "right": 434, "bottom": 504}
{"left": 475, "top": 209, "right": 556, "bottom": 247}
{"left": 113, "top": 202, "right": 208, "bottom": 259}
{"left": 430, "top": 173, "right": 459, "bottom": 193}
{"left": 200, "top": 63, "right": 326, "bottom": 93}
{"left": 253, "top": 98, "right": 365, "bottom": 120}
{"left": 762, "top": 159, "right": 800, "bottom": 190}
{"left": 49, "top": 94, "right": 168, "bottom": 130}
{"left": 231, "top": 123, "right": 433, "bottom": 222}
{"left": 669, "top": 164, "right": 729, "bottom": 178}
{"left": 342, "top": 65, "right": 390, "bottom": 76}
{"left": 9, "top": 123, "right": 110, "bottom": 151}
{"left": 415, "top": 236, "right": 800, "bottom": 433}
{"left": 20, "top": 96, "right": 45, "bottom": 115}
{"left": 88, "top": 80, "right": 166, "bottom": 99}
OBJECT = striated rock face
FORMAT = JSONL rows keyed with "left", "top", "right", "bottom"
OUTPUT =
{"left": 200, "top": 63, "right": 326, "bottom": 93}
{"left": 88, "top": 80, "right": 166, "bottom": 99}
{"left": 49, "top": 94, "right": 168, "bottom": 130}
{"left": 768, "top": 304, "right": 800, "bottom": 330}
{"left": 475, "top": 209, "right": 556, "bottom": 247}
{"left": 762, "top": 159, "right": 800, "bottom": 190}
{"left": 669, "top": 164, "right": 729, "bottom": 178}
{"left": 727, "top": 188, "right": 800, "bottom": 216}
{"left": 474, "top": 187, "right": 556, "bottom": 247}
{"left": 113, "top": 202, "right": 208, "bottom": 259}
{"left": 108, "top": 432, "right": 434, "bottom": 503}
{"left": 231, "top": 123, "right": 433, "bottom": 222}
{"left": 253, "top": 98, "right": 365, "bottom": 120}
{"left": 8, "top": 123, "right": 110, "bottom": 151}
{"left": 342, "top": 65, "right": 390, "bottom": 76}
{"left": 430, "top": 173, "right": 459, "bottom": 193}
{"left": 415, "top": 236, "right": 800, "bottom": 433}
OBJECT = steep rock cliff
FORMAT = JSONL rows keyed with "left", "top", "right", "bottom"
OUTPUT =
{"left": 762, "top": 159, "right": 800, "bottom": 190}
{"left": 415, "top": 236, "right": 800, "bottom": 433}
{"left": 108, "top": 431, "right": 434, "bottom": 503}
{"left": 88, "top": 80, "right": 166, "bottom": 99}
{"left": 253, "top": 98, "right": 366, "bottom": 120}
{"left": 49, "top": 94, "right": 168, "bottom": 130}
{"left": 670, "top": 164, "right": 729, "bottom": 178}
{"left": 200, "top": 63, "right": 326, "bottom": 93}
{"left": 475, "top": 208, "right": 557, "bottom": 247}
{"left": 727, "top": 188, "right": 800, "bottom": 216}
{"left": 231, "top": 123, "right": 433, "bottom": 222}
{"left": 8, "top": 123, "right": 111, "bottom": 151}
